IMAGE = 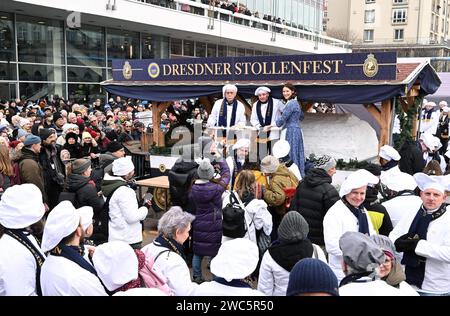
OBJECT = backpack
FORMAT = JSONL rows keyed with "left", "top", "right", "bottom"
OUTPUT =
{"left": 168, "top": 160, "right": 198, "bottom": 209}
{"left": 222, "top": 191, "right": 251, "bottom": 238}
{"left": 283, "top": 187, "right": 297, "bottom": 210}
{"left": 91, "top": 160, "right": 112, "bottom": 192}
{"left": 57, "top": 191, "right": 78, "bottom": 207}
{"left": 139, "top": 249, "right": 174, "bottom": 296}
{"left": 91, "top": 183, "right": 126, "bottom": 245}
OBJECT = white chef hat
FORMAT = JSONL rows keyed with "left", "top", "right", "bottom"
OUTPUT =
{"left": 439, "top": 100, "right": 448, "bottom": 107}
{"left": 41, "top": 201, "right": 81, "bottom": 253}
{"left": 339, "top": 169, "right": 379, "bottom": 197}
{"left": 92, "top": 241, "right": 138, "bottom": 292}
{"left": 210, "top": 238, "right": 259, "bottom": 282}
{"left": 78, "top": 206, "right": 94, "bottom": 232}
{"left": 0, "top": 184, "right": 45, "bottom": 229}
{"left": 232, "top": 138, "right": 250, "bottom": 150}
{"left": 379, "top": 145, "right": 401, "bottom": 162}
{"left": 254, "top": 86, "right": 271, "bottom": 96}
{"left": 382, "top": 172, "right": 417, "bottom": 192}
{"left": 272, "top": 140, "right": 290, "bottom": 159}
{"left": 413, "top": 172, "right": 450, "bottom": 194}
{"left": 222, "top": 84, "right": 237, "bottom": 97}
{"left": 420, "top": 133, "right": 441, "bottom": 151}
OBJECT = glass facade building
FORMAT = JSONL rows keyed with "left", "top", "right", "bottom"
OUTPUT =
{"left": 0, "top": 0, "right": 331, "bottom": 102}
{"left": 0, "top": 11, "right": 279, "bottom": 102}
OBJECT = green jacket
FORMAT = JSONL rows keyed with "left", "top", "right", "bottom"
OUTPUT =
{"left": 17, "top": 147, "right": 47, "bottom": 202}
{"left": 264, "top": 164, "right": 299, "bottom": 215}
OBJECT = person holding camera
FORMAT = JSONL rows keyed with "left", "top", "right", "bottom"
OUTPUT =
{"left": 101, "top": 157, "right": 148, "bottom": 249}
{"left": 189, "top": 154, "right": 230, "bottom": 284}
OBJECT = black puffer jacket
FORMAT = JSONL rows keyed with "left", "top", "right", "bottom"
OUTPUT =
{"left": 399, "top": 140, "right": 426, "bottom": 175}
{"left": 168, "top": 158, "right": 198, "bottom": 213}
{"left": 66, "top": 173, "right": 104, "bottom": 217}
{"left": 289, "top": 168, "right": 340, "bottom": 246}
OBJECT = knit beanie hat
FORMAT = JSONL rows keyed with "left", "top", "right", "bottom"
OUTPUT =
{"left": 107, "top": 141, "right": 124, "bottom": 153}
{"left": 287, "top": 258, "right": 339, "bottom": 296}
{"left": 313, "top": 155, "right": 336, "bottom": 172}
{"left": 71, "top": 159, "right": 91, "bottom": 175}
{"left": 260, "top": 155, "right": 280, "bottom": 174}
{"left": 53, "top": 111, "right": 63, "bottom": 122}
{"left": 278, "top": 211, "right": 309, "bottom": 242}
{"left": 23, "top": 134, "right": 41, "bottom": 146}
{"left": 82, "top": 131, "right": 92, "bottom": 140}
{"left": 39, "top": 128, "right": 55, "bottom": 141}
{"left": 17, "top": 128, "right": 28, "bottom": 139}
{"left": 65, "top": 132, "right": 78, "bottom": 143}
{"left": 197, "top": 158, "right": 215, "bottom": 180}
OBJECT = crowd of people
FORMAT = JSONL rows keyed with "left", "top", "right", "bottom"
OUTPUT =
{"left": 0, "top": 85, "right": 450, "bottom": 296}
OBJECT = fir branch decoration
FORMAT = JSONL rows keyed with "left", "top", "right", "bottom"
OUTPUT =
{"left": 394, "top": 96, "right": 423, "bottom": 150}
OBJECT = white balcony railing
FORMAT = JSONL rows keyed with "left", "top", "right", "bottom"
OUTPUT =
{"left": 127, "top": 0, "right": 351, "bottom": 49}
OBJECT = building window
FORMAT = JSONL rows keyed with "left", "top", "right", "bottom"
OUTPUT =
{"left": 366, "top": 0, "right": 375, "bottom": 3}
{"left": 66, "top": 24, "right": 105, "bottom": 67}
{"left": 365, "top": 10, "right": 375, "bottom": 23}
{"left": 363, "top": 29, "right": 374, "bottom": 42}
{"left": 392, "top": 8, "right": 407, "bottom": 24}
{"left": 170, "top": 38, "right": 183, "bottom": 56}
{"left": 393, "top": 0, "right": 408, "bottom": 5}
{"left": 394, "top": 29, "right": 404, "bottom": 41}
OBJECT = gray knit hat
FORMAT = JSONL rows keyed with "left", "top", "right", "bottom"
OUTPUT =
{"left": 197, "top": 158, "right": 215, "bottom": 180}
{"left": 278, "top": 211, "right": 309, "bottom": 242}
{"left": 72, "top": 159, "right": 92, "bottom": 175}
{"left": 339, "top": 232, "right": 385, "bottom": 273}
{"left": 313, "top": 155, "right": 336, "bottom": 172}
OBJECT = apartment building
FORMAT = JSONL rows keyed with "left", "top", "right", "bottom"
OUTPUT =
{"left": 326, "top": 0, "right": 450, "bottom": 70}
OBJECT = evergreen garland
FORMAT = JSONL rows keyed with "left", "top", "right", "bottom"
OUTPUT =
{"left": 335, "top": 158, "right": 372, "bottom": 170}
{"left": 394, "top": 96, "right": 423, "bottom": 150}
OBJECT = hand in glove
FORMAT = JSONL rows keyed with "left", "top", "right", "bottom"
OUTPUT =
{"left": 394, "top": 233, "right": 420, "bottom": 253}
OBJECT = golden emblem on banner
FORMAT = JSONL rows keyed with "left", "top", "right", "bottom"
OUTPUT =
{"left": 148, "top": 63, "right": 160, "bottom": 79}
{"left": 159, "top": 164, "right": 166, "bottom": 173}
{"left": 363, "top": 54, "right": 379, "bottom": 78}
{"left": 122, "top": 61, "right": 132, "bottom": 80}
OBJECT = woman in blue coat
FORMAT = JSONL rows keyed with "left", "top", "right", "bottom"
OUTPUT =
{"left": 274, "top": 83, "right": 305, "bottom": 177}
{"left": 189, "top": 157, "right": 230, "bottom": 283}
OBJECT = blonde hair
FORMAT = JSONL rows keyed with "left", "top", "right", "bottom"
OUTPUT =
{"left": 234, "top": 170, "right": 255, "bottom": 198}
{"left": 0, "top": 144, "right": 13, "bottom": 176}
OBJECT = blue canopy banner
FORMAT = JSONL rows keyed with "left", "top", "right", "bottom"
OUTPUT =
{"left": 112, "top": 52, "right": 397, "bottom": 82}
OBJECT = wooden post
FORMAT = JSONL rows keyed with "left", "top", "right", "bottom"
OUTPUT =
{"left": 152, "top": 102, "right": 163, "bottom": 147}
{"left": 140, "top": 132, "right": 150, "bottom": 152}
{"left": 379, "top": 99, "right": 392, "bottom": 148}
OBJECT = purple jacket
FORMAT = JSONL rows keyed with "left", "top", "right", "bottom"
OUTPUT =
{"left": 189, "top": 160, "right": 230, "bottom": 257}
